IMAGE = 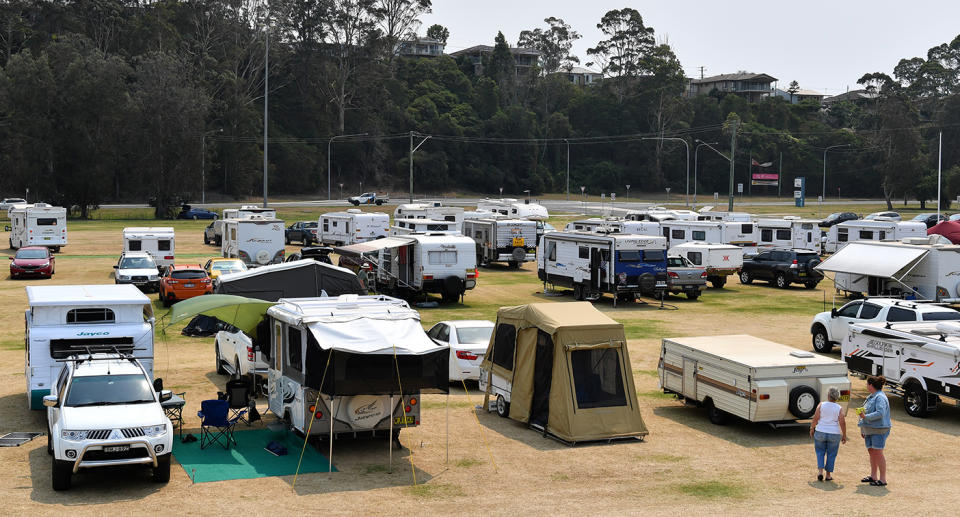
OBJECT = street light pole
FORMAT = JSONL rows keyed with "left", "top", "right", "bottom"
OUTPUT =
{"left": 641, "top": 137, "right": 690, "bottom": 207}
{"left": 328, "top": 132, "right": 368, "bottom": 200}
{"left": 262, "top": 15, "right": 269, "bottom": 208}
{"left": 409, "top": 131, "right": 432, "bottom": 203}
{"left": 822, "top": 144, "right": 850, "bottom": 199}
{"left": 694, "top": 140, "right": 719, "bottom": 207}
{"left": 564, "top": 138, "right": 570, "bottom": 201}
{"left": 201, "top": 129, "right": 222, "bottom": 204}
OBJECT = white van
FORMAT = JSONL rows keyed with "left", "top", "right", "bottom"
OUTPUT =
{"left": 823, "top": 220, "right": 927, "bottom": 254}
{"left": 392, "top": 218, "right": 460, "bottom": 236}
{"left": 659, "top": 335, "right": 850, "bottom": 426}
{"left": 24, "top": 284, "right": 155, "bottom": 410}
{"left": 7, "top": 204, "right": 68, "bottom": 251}
{"left": 463, "top": 218, "right": 538, "bottom": 267}
{"left": 319, "top": 210, "right": 389, "bottom": 246}
{"left": 669, "top": 242, "right": 744, "bottom": 288}
{"left": 123, "top": 227, "right": 175, "bottom": 271}
{"left": 222, "top": 216, "right": 286, "bottom": 267}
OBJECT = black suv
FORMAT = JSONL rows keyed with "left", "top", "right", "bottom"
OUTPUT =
{"left": 740, "top": 248, "right": 822, "bottom": 289}
{"left": 285, "top": 221, "right": 318, "bottom": 245}
{"left": 820, "top": 212, "right": 858, "bottom": 228}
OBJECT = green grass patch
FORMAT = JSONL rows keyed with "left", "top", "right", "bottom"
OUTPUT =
{"left": 675, "top": 481, "right": 746, "bottom": 499}
{"left": 0, "top": 340, "right": 24, "bottom": 350}
{"left": 455, "top": 458, "right": 482, "bottom": 468}
{"left": 621, "top": 320, "right": 661, "bottom": 340}
{"left": 404, "top": 483, "right": 465, "bottom": 499}
{"left": 421, "top": 400, "right": 474, "bottom": 410}
{"left": 638, "top": 390, "right": 675, "bottom": 400}
{"left": 550, "top": 472, "right": 570, "bottom": 481}
{"left": 634, "top": 369, "right": 659, "bottom": 377}
{"left": 363, "top": 464, "right": 390, "bottom": 474}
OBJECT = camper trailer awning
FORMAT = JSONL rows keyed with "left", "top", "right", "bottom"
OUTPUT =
{"left": 815, "top": 243, "right": 928, "bottom": 277}
{"left": 336, "top": 237, "right": 415, "bottom": 256}
{"left": 306, "top": 315, "right": 440, "bottom": 355}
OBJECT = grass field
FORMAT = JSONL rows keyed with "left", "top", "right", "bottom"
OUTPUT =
{"left": 1, "top": 202, "right": 958, "bottom": 515}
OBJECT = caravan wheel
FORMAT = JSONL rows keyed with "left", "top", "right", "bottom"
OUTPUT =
{"left": 904, "top": 383, "right": 931, "bottom": 418}
{"left": 705, "top": 399, "right": 728, "bottom": 425}
{"left": 496, "top": 395, "right": 509, "bottom": 418}
{"left": 573, "top": 284, "right": 584, "bottom": 301}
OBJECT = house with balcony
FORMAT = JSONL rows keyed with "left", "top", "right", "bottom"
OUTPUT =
{"left": 397, "top": 37, "right": 445, "bottom": 58}
{"left": 687, "top": 72, "right": 777, "bottom": 102}
{"left": 552, "top": 66, "right": 602, "bottom": 86}
{"left": 449, "top": 45, "right": 541, "bottom": 76}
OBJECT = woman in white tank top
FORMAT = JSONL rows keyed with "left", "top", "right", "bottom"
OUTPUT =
{"left": 810, "top": 387, "right": 848, "bottom": 481}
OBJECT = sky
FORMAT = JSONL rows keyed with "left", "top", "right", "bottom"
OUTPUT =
{"left": 420, "top": 0, "right": 960, "bottom": 96}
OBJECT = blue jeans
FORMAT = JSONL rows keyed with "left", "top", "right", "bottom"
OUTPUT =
{"left": 814, "top": 431, "right": 841, "bottom": 472}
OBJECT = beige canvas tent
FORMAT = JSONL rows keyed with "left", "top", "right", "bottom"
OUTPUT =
{"left": 480, "top": 302, "right": 648, "bottom": 444}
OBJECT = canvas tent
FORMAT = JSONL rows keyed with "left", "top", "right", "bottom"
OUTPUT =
{"left": 215, "top": 259, "right": 364, "bottom": 301}
{"left": 481, "top": 302, "right": 648, "bottom": 443}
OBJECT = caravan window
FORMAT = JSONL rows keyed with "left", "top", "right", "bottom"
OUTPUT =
{"left": 287, "top": 327, "right": 302, "bottom": 371}
{"left": 671, "top": 229, "right": 685, "bottom": 239}
{"left": 444, "top": 215, "right": 456, "bottom": 222}
{"left": 158, "top": 240, "right": 171, "bottom": 251}
{"left": 323, "top": 220, "right": 329, "bottom": 232}
{"left": 687, "top": 252, "right": 703, "bottom": 265}
{"left": 642, "top": 250, "right": 665, "bottom": 262}
{"left": 230, "top": 228, "right": 237, "bottom": 240}
{"left": 345, "top": 222, "right": 350, "bottom": 233}
{"left": 547, "top": 241, "right": 557, "bottom": 261}
{"left": 776, "top": 229, "right": 791, "bottom": 241}
{"left": 578, "top": 246, "right": 589, "bottom": 259}
{"left": 571, "top": 347, "right": 627, "bottom": 409}
{"left": 427, "top": 224, "right": 447, "bottom": 231}
{"left": 760, "top": 229, "right": 773, "bottom": 243}
{"left": 67, "top": 308, "right": 115, "bottom": 324}
{"left": 692, "top": 230, "right": 706, "bottom": 240}
{"left": 879, "top": 231, "right": 886, "bottom": 240}
{"left": 428, "top": 250, "right": 457, "bottom": 265}
{"left": 128, "top": 240, "right": 142, "bottom": 251}
{"left": 741, "top": 224, "right": 753, "bottom": 233}
{"left": 859, "top": 230, "right": 874, "bottom": 239}
{"left": 491, "top": 324, "right": 516, "bottom": 370}
{"left": 837, "top": 228, "right": 848, "bottom": 242}
{"left": 37, "top": 218, "right": 58, "bottom": 226}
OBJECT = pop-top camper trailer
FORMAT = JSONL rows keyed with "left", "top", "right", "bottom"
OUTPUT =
{"left": 122, "top": 227, "right": 175, "bottom": 271}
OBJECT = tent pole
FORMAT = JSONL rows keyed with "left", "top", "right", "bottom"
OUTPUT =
{"left": 389, "top": 394, "right": 394, "bottom": 473}
{"left": 445, "top": 391, "right": 449, "bottom": 466}
{"left": 329, "top": 396, "right": 334, "bottom": 473}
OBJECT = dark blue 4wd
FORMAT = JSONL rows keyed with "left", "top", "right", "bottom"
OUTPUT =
{"left": 740, "top": 248, "right": 822, "bottom": 289}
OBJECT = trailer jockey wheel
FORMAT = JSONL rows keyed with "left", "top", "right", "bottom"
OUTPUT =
{"left": 788, "top": 386, "right": 818, "bottom": 419}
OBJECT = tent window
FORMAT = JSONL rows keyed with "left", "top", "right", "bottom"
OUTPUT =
{"left": 491, "top": 324, "right": 516, "bottom": 370}
{"left": 287, "top": 327, "right": 303, "bottom": 372}
{"left": 128, "top": 240, "right": 142, "bottom": 251}
{"left": 571, "top": 347, "right": 627, "bottom": 409}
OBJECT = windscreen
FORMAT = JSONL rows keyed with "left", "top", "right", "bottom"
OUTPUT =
{"left": 456, "top": 326, "right": 493, "bottom": 345}
{"left": 212, "top": 260, "right": 244, "bottom": 271}
{"left": 16, "top": 249, "right": 47, "bottom": 259}
{"left": 304, "top": 222, "right": 318, "bottom": 228}
{"left": 65, "top": 374, "right": 154, "bottom": 406}
{"left": 667, "top": 257, "right": 685, "bottom": 267}
{"left": 172, "top": 270, "right": 206, "bottom": 279}
{"left": 121, "top": 256, "right": 156, "bottom": 269}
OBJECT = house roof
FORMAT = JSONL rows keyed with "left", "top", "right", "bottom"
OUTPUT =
{"left": 690, "top": 72, "right": 778, "bottom": 84}
{"left": 822, "top": 89, "right": 879, "bottom": 104}
{"left": 449, "top": 45, "right": 541, "bottom": 57}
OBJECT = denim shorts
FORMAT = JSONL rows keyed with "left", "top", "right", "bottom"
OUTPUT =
{"left": 864, "top": 431, "right": 890, "bottom": 450}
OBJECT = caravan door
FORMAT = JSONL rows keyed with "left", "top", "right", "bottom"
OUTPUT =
{"left": 590, "top": 248, "right": 601, "bottom": 289}
{"left": 267, "top": 319, "right": 285, "bottom": 417}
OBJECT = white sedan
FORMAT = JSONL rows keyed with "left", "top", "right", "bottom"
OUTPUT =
{"left": 426, "top": 320, "right": 494, "bottom": 382}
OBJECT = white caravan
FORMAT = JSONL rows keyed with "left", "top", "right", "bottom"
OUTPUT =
{"left": 215, "top": 206, "right": 278, "bottom": 242}
{"left": 7, "top": 203, "right": 67, "bottom": 251}
{"left": 659, "top": 335, "right": 850, "bottom": 426}
{"left": 476, "top": 198, "right": 549, "bottom": 220}
{"left": 537, "top": 231, "right": 669, "bottom": 306}
{"left": 669, "top": 242, "right": 744, "bottom": 288}
{"left": 462, "top": 218, "right": 538, "bottom": 267}
{"left": 24, "top": 284, "right": 155, "bottom": 409}
{"left": 337, "top": 235, "right": 478, "bottom": 303}
{"left": 846, "top": 320, "right": 960, "bottom": 418}
{"left": 625, "top": 209, "right": 700, "bottom": 222}
{"left": 816, "top": 239, "right": 960, "bottom": 301}
{"left": 122, "top": 227, "right": 175, "bottom": 271}
{"left": 394, "top": 203, "right": 464, "bottom": 232}
{"left": 564, "top": 218, "right": 661, "bottom": 235}
{"left": 823, "top": 220, "right": 927, "bottom": 254}
{"left": 696, "top": 210, "right": 754, "bottom": 222}
{"left": 392, "top": 218, "right": 461, "bottom": 236}
{"left": 319, "top": 209, "right": 389, "bottom": 246}
{"left": 755, "top": 218, "right": 822, "bottom": 251}
{"left": 222, "top": 216, "right": 286, "bottom": 267}
{"left": 265, "top": 295, "right": 445, "bottom": 445}
{"left": 660, "top": 220, "right": 758, "bottom": 251}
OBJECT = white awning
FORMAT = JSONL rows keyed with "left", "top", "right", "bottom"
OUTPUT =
{"left": 306, "top": 315, "right": 442, "bottom": 355}
{"left": 815, "top": 243, "right": 929, "bottom": 278}
{"left": 336, "top": 237, "right": 414, "bottom": 255}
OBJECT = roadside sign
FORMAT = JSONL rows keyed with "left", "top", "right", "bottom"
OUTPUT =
{"left": 794, "top": 190, "right": 802, "bottom": 199}
{"left": 737, "top": 183, "right": 743, "bottom": 193}
{"left": 794, "top": 178, "right": 802, "bottom": 188}
{"left": 714, "top": 192, "right": 719, "bottom": 200}
{"left": 611, "top": 193, "right": 616, "bottom": 201}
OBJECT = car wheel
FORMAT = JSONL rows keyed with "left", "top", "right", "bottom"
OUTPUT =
{"left": 788, "top": 386, "right": 818, "bottom": 419}
{"left": 812, "top": 325, "right": 832, "bottom": 353}
{"left": 705, "top": 399, "right": 729, "bottom": 425}
{"left": 686, "top": 291, "right": 701, "bottom": 300}
{"left": 904, "top": 383, "right": 931, "bottom": 418}
{"left": 152, "top": 453, "right": 171, "bottom": 483}
{"left": 805, "top": 281, "right": 818, "bottom": 289}
{"left": 51, "top": 457, "right": 72, "bottom": 491}
{"left": 710, "top": 276, "right": 726, "bottom": 288}
{"left": 215, "top": 343, "right": 226, "bottom": 375}
{"left": 775, "top": 273, "right": 788, "bottom": 289}
{"left": 495, "top": 394, "right": 509, "bottom": 418}
{"left": 739, "top": 271, "right": 752, "bottom": 284}
{"left": 204, "top": 235, "right": 210, "bottom": 245}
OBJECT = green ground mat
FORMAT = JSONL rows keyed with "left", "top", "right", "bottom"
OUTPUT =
{"left": 172, "top": 428, "right": 336, "bottom": 483}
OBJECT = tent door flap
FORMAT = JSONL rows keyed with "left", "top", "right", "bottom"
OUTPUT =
{"left": 529, "top": 330, "right": 554, "bottom": 427}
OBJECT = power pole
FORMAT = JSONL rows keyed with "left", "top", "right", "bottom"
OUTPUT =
{"left": 262, "top": 21, "right": 269, "bottom": 208}
{"left": 727, "top": 119, "right": 737, "bottom": 211}
{"left": 698, "top": 66, "right": 706, "bottom": 79}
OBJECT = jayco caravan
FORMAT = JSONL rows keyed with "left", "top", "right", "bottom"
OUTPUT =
{"left": 823, "top": 220, "right": 927, "bottom": 254}
{"left": 24, "top": 284, "right": 155, "bottom": 409}
{"left": 669, "top": 242, "right": 744, "bottom": 288}
{"left": 8, "top": 204, "right": 67, "bottom": 251}
{"left": 755, "top": 218, "right": 822, "bottom": 251}
{"left": 319, "top": 210, "right": 389, "bottom": 246}
{"left": 392, "top": 218, "right": 460, "bottom": 236}
{"left": 463, "top": 218, "right": 538, "bottom": 267}
{"left": 222, "top": 216, "right": 286, "bottom": 267}
{"left": 214, "top": 206, "right": 279, "bottom": 242}
{"left": 265, "top": 295, "right": 447, "bottom": 446}
{"left": 122, "top": 227, "right": 175, "bottom": 271}
{"left": 537, "top": 231, "right": 668, "bottom": 306}
{"left": 660, "top": 220, "right": 758, "bottom": 250}
{"left": 816, "top": 239, "right": 960, "bottom": 301}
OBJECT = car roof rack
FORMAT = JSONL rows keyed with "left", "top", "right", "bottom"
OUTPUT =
{"left": 55, "top": 345, "right": 149, "bottom": 364}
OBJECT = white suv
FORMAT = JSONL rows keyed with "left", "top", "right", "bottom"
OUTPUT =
{"left": 45, "top": 354, "right": 173, "bottom": 490}
{"left": 114, "top": 251, "right": 161, "bottom": 292}
{"left": 810, "top": 299, "right": 960, "bottom": 353}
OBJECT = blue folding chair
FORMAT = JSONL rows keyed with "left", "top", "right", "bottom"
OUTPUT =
{"left": 197, "top": 399, "right": 246, "bottom": 450}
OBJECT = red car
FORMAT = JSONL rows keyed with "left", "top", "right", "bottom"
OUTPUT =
{"left": 9, "top": 246, "right": 55, "bottom": 279}
{"left": 159, "top": 264, "right": 212, "bottom": 306}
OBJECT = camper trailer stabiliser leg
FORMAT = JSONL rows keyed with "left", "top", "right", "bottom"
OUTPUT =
{"left": 767, "top": 420, "right": 812, "bottom": 430}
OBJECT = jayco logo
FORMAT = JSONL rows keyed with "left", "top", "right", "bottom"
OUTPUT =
{"left": 76, "top": 331, "right": 109, "bottom": 337}
{"left": 792, "top": 366, "right": 807, "bottom": 374}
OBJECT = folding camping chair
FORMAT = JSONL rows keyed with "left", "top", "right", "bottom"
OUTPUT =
{"left": 225, "top": 378, "right": 253, "bottom": 425}
{"left": 197, "top": 399, "right": 245, "bottom": 450}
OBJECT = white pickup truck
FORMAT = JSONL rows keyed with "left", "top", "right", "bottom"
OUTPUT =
{"left": 215, "top": 330, "right": 269, "bottom": 380}
{"left": 809, "top": 298, "right": 960, "bottom": 353}
{"left": 348, "top": 192, "right": 389, "bottom": 206}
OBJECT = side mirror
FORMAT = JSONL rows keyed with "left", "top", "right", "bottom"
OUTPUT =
{"left": 831, "top": 308, "right": 838, "bottom": 318}
{"left": 159, "top": 389, "right": 173, "bottom": 402}
{"left": 43, "top": 395, "right": 58, "bottom": 407}
{"left": 113, "top": 265, "right": 119, "bottom": 269}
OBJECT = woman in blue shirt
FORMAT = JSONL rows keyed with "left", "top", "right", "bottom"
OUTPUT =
{"left": 858, "top": 375, "right": 891, "bottom": 486}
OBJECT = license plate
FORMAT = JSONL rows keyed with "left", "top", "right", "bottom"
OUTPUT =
{"left": 43, "top": 237, "right": 51, "bottom": 240}
{"left": 838, "top": 394, "right": 850, "bottom": 402}
{"left": 184, "top": 283, "right": 195, "bottom": 288}
{"left": 393, "top": 416, "right": 416, "bottom": 425}
{"left": 512, "top": 237, "right": 525, "bottom": 247}
{"left": 798, "top": 272, "right": 806, "bottom": 276}
{"left": 104, "top": 445, "right": 129, "bottom": 453}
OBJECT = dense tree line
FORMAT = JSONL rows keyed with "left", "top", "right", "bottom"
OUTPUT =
{"left": 0, "top": 1, "right": 958, "bottom": 217}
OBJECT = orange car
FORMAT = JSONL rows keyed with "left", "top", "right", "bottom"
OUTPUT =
{"left": 159, "top": 264, "right": 212, "bottom": 307}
